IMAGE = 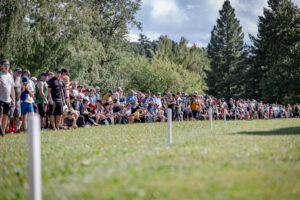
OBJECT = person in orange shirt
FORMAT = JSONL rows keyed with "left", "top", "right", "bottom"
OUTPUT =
{"left": 102, "top": 90, "right": 113, "bottom": 103}
{"left": 190, "top": 95, "right": 200, "bottom": 119}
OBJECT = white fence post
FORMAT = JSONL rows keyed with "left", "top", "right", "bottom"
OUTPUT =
{"left": 209, "top": 107, "right": 213, "bottom": 130}
{"left": 28, "top": 114, "right": 42, "bottom": 200}
{"left": 167, "top": 109, "right": 172, "bottom": 144}
{"left": 234, "top": 109, "right": 237, "bottom": 120}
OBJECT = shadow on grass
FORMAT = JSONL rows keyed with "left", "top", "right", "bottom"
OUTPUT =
{"left": 236, "top": 127, "right": 300, "bottom": 136}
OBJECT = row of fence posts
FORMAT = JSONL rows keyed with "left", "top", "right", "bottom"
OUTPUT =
{"left": 27, "top": 107, "right": 256, "bottom": 200}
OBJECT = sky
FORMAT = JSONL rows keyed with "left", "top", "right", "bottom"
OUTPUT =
{"left": 128, "top": 0, "right": 300, "bottom": 47}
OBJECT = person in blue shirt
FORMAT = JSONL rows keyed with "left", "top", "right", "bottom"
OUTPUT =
{"left": 20, "top": 77, "right": 34, "bottom": 131}
{"left": 144, "top": 90, "right": 154, "bottom": 111}
{"left": 126, "top": 90, "right": 138, "bottom": 112}
{"left": 88, "top": 88, "right": 97, "bottom": 104}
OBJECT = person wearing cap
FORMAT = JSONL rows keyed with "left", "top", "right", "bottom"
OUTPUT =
{"left": 36, "top": 72, "right": 48, "bottom": 129}
{"left": 48, "top": 68, "right": 65, "bottom": 130}
{"left": 11, "top": 68, "right": 22, "bottom": 133}
{"left": 102, "top": 90, "right": 113, "bottom": 103}
{"left": 21, "top": 69, "right": 35, "bottom": 95}
{"left": 0, "top": 60, "right": 15, "bottom": 136}
{"left": 20, "top": 76, "right": 34, "bottom": 131}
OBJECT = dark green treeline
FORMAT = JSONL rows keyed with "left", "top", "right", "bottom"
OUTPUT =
{"left": 0, "top": 0, "right": 299, "bottom": 103}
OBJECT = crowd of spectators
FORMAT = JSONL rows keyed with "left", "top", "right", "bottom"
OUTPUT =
{"left": 0, "top": 59, "right": 299, "bottom": 136}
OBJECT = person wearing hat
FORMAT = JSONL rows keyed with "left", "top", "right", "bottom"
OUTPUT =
{"left": 48, "top": 68, "right": 65, "bottom": 130}
{"left": 102, "top": 90, "right": 113, "bottom": 103}
{"left": 36, "top": 72, "right": 48, "bottom": 129}
{"left": 21, "top": 69, "right": 35, "bottom": 95}
{"left": 20, "top": 76, "right": 34, "bottom": 131}
{"left": 11, "top": 68, "right": 23, "bottom": 133}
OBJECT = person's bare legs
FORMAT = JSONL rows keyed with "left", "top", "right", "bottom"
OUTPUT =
{"left": 21, "top": 114, "right": 28, "bottom": 131}
{"left": 2, "top": 114, "right": 8, "bottom": 134}
{"left": 6, "top": 117, "right": 11, "bottom": 133}
{"left": 50, "top": 115, "right": 56, "bottom": 129}
{"left": 14, "top": 117, "right": 22, "bottom": 131}
{"left": 128, "top": 116, "right": 134, "bottom": 124}
{"left": 55, "top": 115, "right": 62, "bottom": 129}
{"left": 0, "top": 115, "right": 3, "bottom": 136}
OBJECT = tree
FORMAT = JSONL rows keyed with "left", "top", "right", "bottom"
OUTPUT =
{"left": 0, "top": 0, "right": 31, "bottom": 66}
{"left": 206, "top": 0, "right": 246, "bottom": 100}
{"left": 249, "top": 0, "right": 300, "bottom": 104}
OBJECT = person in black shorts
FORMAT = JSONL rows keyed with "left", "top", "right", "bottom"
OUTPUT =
{"left": 36, "top": 72, "right": 48, "bottom": 129}
{"left": 0, "top": 60, "right": 15, "bottom": 136}
{"left": 48, "top": 69, "right": 65, "bottom": 130}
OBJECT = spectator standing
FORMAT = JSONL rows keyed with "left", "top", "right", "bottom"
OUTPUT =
{"left": 21, "top": 69, "right": 35, "bottom": 95}
{"left": 190, "top": 95, "right": 200, "bottom": 119}
{"left": 48, "top": 68, "right": 65, "bottom": 130}
{"left": 60, "top": 68, "right": 69, "bottom": 80}
{"left": 0, "top": 60, "right": 15, "bottom": 136}
{"left": 20, "top": 77, "right": 34, "bottom": 131}
{"left": 12, "top": 68, "right": 22, "bottom": 133}
{"left": 36, "top": 72, "right": 48, "bottom": 129}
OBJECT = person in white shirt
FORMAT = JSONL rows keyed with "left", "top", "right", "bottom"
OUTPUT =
{"left": 0, "top": 60, "right": 15, "bottom": 136}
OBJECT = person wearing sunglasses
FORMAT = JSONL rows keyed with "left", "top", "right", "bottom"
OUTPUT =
{"left": 0, "top": 60, "right": 15, "bottom": 136}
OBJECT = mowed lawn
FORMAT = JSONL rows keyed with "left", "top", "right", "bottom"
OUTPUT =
{"left": 0, "top": 119, "right": 300, "bottom": 200}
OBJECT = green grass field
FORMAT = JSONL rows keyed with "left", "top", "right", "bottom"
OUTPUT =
{"left": 1, "top": 119, "right": 300, "bottom": 200}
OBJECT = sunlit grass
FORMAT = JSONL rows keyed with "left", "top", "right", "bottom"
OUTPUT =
{"left": 1, "top": 119, "right": 300, "bottom": 199}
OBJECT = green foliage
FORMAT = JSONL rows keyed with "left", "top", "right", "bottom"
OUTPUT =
{"left": 0, "top": 0, "right": 142, "bottom": 84}
{"left": 128, "top": 57, "right": 204, "bottom": 93}
{"left": 249, "top": 0, "right": 300, "bottom": 104}
{"left": 206, "top": 0, "right": 246, "bottom": 100}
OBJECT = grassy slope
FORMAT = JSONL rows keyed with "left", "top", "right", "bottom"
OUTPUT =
{"left": 0, "top": 119, "right": 300, "bottom": 200}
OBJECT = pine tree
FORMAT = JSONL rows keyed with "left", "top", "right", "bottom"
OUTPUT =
{"left": 206, "top": 0, "right": 246, "bottom": 100}
{"left": 250, "top": 0, "right": 300, "bottom": 104}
